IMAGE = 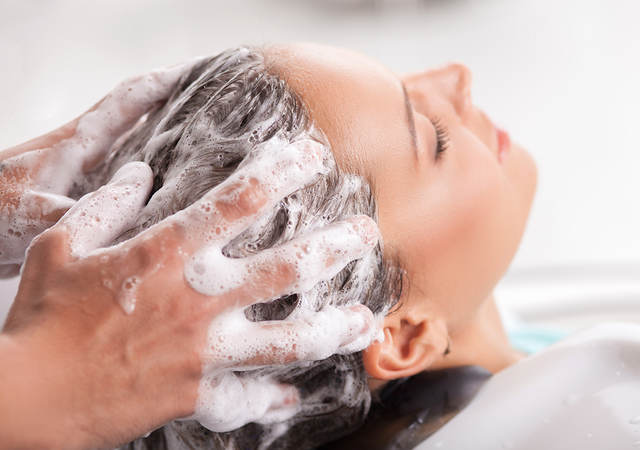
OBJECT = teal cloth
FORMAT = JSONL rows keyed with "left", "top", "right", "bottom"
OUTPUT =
{"left": 507, "top": 326, "right": 568, "bottom": 354}
{"left": 500, "top": 306, "right": 569, "bottom": 354}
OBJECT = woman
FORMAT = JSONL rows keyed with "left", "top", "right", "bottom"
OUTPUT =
{"left": 94, "top": 43, "right": 536, "bottom": 449}
{"left": 268, "top": 43, "right": 535, "bottom": 375}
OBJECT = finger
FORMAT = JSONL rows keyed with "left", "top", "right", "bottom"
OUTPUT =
{"left": 0, "top": 149, "right": 75, "bottom": 264}
{"left": 202, "top": 304, "right": 378, "bottom": 370}
{"left": 184, "top": 215, "right": 379, "bottom": 302}
{"left": 52, "top": 162, "right": 153, "bottom": 257}
{"left": 190, "top": 372, "right": 300, "bottom": 432}
{"left": 171, "top": 138, "right": 329, "bottom": 249}
{"left": 20, "top": 191, "right": 76, "bottom": 222}
{"left": 0, "top": 148, "right": 77, "bottom": 211}
{"left": 60, "top": 57, "right": 206, "bottom": 172}
{"left": 0, "top": 186, "right": 76, "bottom": 265}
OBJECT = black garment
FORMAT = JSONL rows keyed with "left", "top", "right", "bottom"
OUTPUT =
{"left": 124, "top": 366, "right": 490, "bottom": 450}
{"left": 320, "top": 366, "right": 491, "bottom": 450}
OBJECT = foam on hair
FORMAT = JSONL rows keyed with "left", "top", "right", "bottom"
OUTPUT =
{"left": 85, "top": 47, "right": 403, "bottom": 450}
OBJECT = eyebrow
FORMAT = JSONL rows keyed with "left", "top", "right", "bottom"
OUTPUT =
{"left": 401, "top": 82, "right": 418, "bottom": 153}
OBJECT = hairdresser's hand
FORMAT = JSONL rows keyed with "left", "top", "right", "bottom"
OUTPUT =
{"left": 0, "top": 141, "right": 380, "bottom": 449}
{"left": 0, "top": 59, "right": 203, "bottom": 276}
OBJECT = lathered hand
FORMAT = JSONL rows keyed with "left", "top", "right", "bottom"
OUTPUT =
{"left": 1, "top": 139, "right": 380, "bottom": 448}
{"left": 0, "top": 58, "right": 203, "bottom": 274}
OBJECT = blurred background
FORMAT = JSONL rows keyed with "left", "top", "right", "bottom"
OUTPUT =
{"left": 1, "top": 0, "right": 639, "bottom": 333}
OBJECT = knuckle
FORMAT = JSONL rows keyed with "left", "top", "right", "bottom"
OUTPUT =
{"left": 0, "top": 165, "right": 29, "bottom": 214}
{"left": 33, "top": 226, "right": 66, "bottom": 250}
{"left": 345, "top": 215, "right": 379, "bottom": 247}
{"left": 270, "top": 259, "right": 298, "bottom": 286}
{"left": 267, "top": 258, "right": 297, "bottom": 288}
{"left": 128, "top": 238, "right": 161, "bottom": 268}
{"left": 248, "top": 258, "right": 297, "bottom": 300}
{"left": 123, "top": 224, "right": 181, "bottom": 269}
{"left": 27, "top": 227, "right": 69, "bottom": 263}
{"left": 214, "top": 178, "right": 268, "bottom": 221}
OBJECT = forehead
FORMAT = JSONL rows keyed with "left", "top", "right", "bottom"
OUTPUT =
{"left": 266, "top": 43, "right": 412, "bottom": 180}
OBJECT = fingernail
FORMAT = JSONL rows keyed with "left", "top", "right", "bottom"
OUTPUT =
{"left": 273, "top": 384, "right": 300, "bottom": 408}
{"left": 338, "top": 305, "right": 376, "bottom": 353}
{"left": 300, "top": 139, "right": 327, "bottom": 163}
{"left": 348, "top": 304, "right": 373, "bottom": 332}
{"left": 347, "top": 215, "right": 380, "bottom": 248}
{"left": 110, "top": 161, "right": 153, "bottom": 186}
{"left": 259, "top": 384, "right": 301, "bottom": 425}
{"left": 289, "top": 139, "right": 330, "bottom": 177}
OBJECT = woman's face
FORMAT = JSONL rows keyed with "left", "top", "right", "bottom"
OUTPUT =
{"left": 269, "top": 43, "right": 537, "bottom": 337}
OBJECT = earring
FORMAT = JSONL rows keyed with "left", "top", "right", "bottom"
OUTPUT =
{"left": 443, "top": 336, "right": 451, "bottom": 356}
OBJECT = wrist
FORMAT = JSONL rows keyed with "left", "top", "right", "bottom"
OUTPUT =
{"left": 0, "top": 332, "right": 85, "bottom": 449}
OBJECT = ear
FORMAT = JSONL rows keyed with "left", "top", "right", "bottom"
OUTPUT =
{"left": 363, "top": 312, "right": 449, "bottom": 380}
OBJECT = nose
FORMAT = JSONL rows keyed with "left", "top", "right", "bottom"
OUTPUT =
{"left": 437, "top": 63, "right": 473, "bottom": 117}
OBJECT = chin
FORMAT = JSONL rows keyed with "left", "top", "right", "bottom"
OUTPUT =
{"left": 508, "top": 143, "right": 538, "bottom": 213}
{"left": 522, "top": 146, "right": 538, "bottom": 209}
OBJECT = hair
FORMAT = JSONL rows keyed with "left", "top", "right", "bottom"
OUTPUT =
{"left": 89, "top": 47, "right": 403, "bottom": 450}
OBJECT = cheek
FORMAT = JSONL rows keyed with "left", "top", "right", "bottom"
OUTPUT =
{"left": 451, "top": 144, "right": 516, "bottom": 270}
{"left": 402, "top": 137, "right": 523, "bottom": 327}
{"left": 440, "top": 147, "right": 509, "bottom": 301}
{"left": 503, "top": 142, "right": 538, "bottom": 214}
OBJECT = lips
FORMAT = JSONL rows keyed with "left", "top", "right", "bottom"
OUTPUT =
{"left": 495, "top": 127, "right": 511, "bottom": 163}
{"left": 478, "top": 110, "right": 510, "bottom": 163}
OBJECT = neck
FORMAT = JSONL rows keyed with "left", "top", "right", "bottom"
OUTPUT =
{"left": 368, "top": 294, "right": 523, "bottom": 392}
{"left": 430, "top": 294, "right": 523, "bottom": 374}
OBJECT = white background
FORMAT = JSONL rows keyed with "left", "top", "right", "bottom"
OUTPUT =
{"left": 1, "top": 0, "right": 639, "bottom": 329}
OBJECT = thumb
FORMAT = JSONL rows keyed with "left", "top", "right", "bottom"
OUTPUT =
{"left": 53, "top": 162, "right": 153, "bottom": 257}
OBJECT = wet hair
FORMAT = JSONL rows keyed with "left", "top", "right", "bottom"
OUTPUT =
{"left": 88, "top": 47, "right": 402, "bottom": 450}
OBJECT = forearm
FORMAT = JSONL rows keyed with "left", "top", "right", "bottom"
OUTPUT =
{"left": 0, "top": 333, "right": 82, "bottom": 449}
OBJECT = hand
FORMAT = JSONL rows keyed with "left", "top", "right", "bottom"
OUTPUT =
{"left": 1, "top": 139, "right": 380, "bottom": 448}
{"left": 0, "top": 58, "right": 203, "bottom": 276}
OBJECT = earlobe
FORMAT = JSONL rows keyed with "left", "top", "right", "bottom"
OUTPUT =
{"left": 363, "top": 316, "right": 449, "bottom": 380}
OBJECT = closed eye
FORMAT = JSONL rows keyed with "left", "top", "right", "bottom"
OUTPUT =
{"left": 432, "top": 117, "right": 450, "bottom": 161}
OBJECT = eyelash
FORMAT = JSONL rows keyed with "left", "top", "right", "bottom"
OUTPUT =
{"left": 432, "top": 118, "right": 451, "bottom": 161}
